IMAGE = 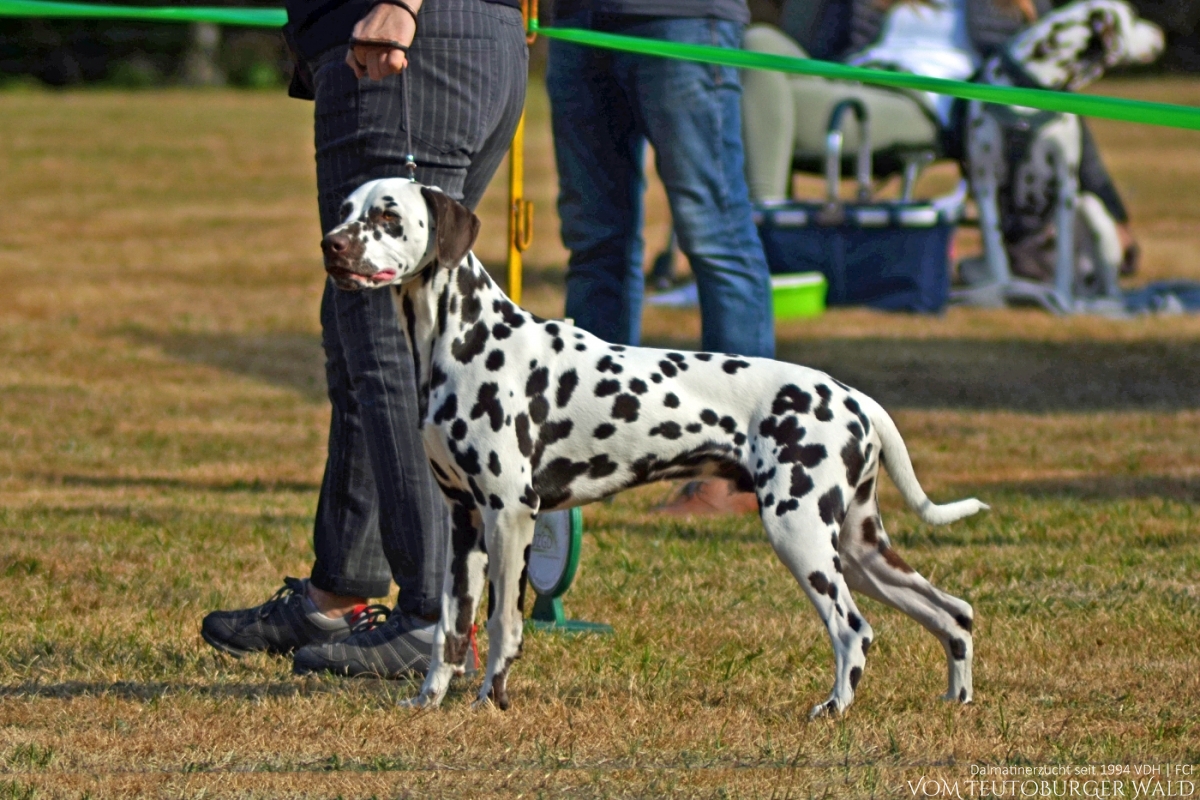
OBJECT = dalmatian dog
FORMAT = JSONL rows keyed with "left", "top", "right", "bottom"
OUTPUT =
{"left": 321, "top": 178, "right": 988, "bottom": 717}
{"left": 965, "top": 0, "right": 1163, "bottom": 298}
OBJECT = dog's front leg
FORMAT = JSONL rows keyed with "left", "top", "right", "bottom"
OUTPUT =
{"left": 403, "top": 498, "right": 486, "bottom": 709}
{"left": 474, "top": 504, "right": 538, "bottom": 711}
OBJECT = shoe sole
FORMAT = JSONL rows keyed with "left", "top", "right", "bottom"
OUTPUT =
{"left": 200, "top": 628, "right": 255, "bottom": 659}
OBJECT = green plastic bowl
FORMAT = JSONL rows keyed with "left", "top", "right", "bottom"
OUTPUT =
{"left": 771, "top": 272, "right": 827, "bottom": 320}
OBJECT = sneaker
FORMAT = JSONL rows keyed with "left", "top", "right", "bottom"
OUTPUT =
{"left": 200, "top": 577, "right": 360, "bottom": 658}
{"left": 292, "top": 606, "right": 479, "bottom": 678}
{"left": 656, "top": 479, "right": 760, "bottom": 516}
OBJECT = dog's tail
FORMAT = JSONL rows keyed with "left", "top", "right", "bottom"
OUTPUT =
{"left": 865, "top": 397, "right": 989, "bottom": 526}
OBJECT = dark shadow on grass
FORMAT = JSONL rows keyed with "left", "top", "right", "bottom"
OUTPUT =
{"left": 19, "top": 473, "right": 318, "bottom": 494}
{"left": 0, "top": 680, "right": 405, "bottom": 701}
{"left": 640, "top": 334, "right": 1200, "bottom": 412}
{"left": 974, "top": 474, "right": 1200, "bottom": 503}
{"left": 130, "top": 330, "right": 327, "bottom": 403}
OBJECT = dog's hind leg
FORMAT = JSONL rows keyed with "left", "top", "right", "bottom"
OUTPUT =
{"left": 474, "top": 503, "right": 538, "bottom": 711}
{"left": 839, "top": 478, "right": 974, "bottom": 704}
{"left": 760, "top": 478, "right": 873, "bottom": 718}
{"left": 407, "top": 498, "right": 487, "bottom": 709}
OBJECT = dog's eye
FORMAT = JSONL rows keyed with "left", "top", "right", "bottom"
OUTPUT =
{"left": 382, "top": 210, "right": 399, "bottom": 222}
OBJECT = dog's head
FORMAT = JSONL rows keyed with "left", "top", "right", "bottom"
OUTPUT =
{"left": 1006, "top": 0, "right": 1163, "bottom": 91}
{"left": 321, "top": 178, "right": 481, "bottom": 291}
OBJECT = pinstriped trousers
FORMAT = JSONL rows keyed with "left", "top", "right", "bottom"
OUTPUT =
{"left": 308, "top": 1, "right": 527, "bottom": 616}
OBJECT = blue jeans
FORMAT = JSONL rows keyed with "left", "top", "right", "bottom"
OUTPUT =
{"left": 547, "top": 15, "right": 775, "bottom": 358}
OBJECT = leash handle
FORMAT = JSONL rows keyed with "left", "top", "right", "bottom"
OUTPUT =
{"left": 347, "top": 34, "right": 418, "bottom": 181}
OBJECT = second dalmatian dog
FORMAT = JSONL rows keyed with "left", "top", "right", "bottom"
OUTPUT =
{"left": 321, "top": 179, "right": 988, "bottom": 717}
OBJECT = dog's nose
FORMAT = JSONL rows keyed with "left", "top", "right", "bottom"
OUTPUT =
{"left": 322, "top": 233, "right": 351, "bottom": 257}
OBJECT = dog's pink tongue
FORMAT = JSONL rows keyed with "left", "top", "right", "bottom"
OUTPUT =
{"left": 373, "top": 269, "right": 397, "bottom": 283}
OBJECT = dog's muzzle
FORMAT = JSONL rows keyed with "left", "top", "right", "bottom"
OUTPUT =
{"left": 321, "top": 232, "right": 396, "bottom": 289}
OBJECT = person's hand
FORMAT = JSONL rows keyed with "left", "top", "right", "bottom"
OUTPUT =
{"left": 346, "top": 3, "right": 418, "bottom": 80}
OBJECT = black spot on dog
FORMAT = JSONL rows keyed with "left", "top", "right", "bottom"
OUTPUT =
{"left": 556, "top": 370, "right": 578, "bottom": 408}
{"left": 666, "top": 352, "right": 685, "bottom": 363}
{"left": 339, "top": 201, "right": 352, "bottom": 218}
{"left": 520, "top": 484, "right": 538, "bottom": 508}
{"left": 533, "top": 457, "right": 592, "bottom": 508}
{"left": 433, "top": 394, "right": 458, "bottom": 425}
{"left": 628, "top": 378, "right": 647, "bottom": 395}
{"left": 461, "top": 293, "right": 482, "bottom": 325}
{"left": 818, "top": 486, "right": 845, "bottom": 526}
{"left": 719, "top": 416, "right": 738, "bottom": 435}
{"left": 755, "top": 466, "right": 776, "bottom": 488}
{"left": 789, "top": 465, "right": 814, "bottom": 499}
{"left": 862, "top": 638, "right": 871, "bottom": 655}
{"left": 529, "top": 396, "right": 550, "bottom": 425}
{"left": 955, "top": 614, "right": 973, "bottom": 633}
{"left": 451, "top": 419, "right": 467, "bottom": 440}
{"left": 848, "top": 612, "right": 861, "bottom": 632}
{"left": 552, "top": 337, "right": 564, "bottom": 352}
{"left": 454, "top": 446, "right": 481, "bottom": 475}
{"left": 649, "top": 421, "right": 682, "bottom": 440}
{"left": 485, "top": 350, "right": 505, "bottom": 371}
{"left": 537, "top": 419, "right": 573, "bottom": 448}
{"left": 658, "top": 360, "right": 677, "bottom": 378}
{"left": 844, "top": 397, "right": 871, "bottom": 434}
{"left": 847, "top": 421, "right": 863, "bottom": 441}
{"left": 762, "top": 493, "right": 775, "bottom": 507}
{"left": 722, "top": 359, "right": 750, "bottom": 375}
{"left": 879, "top": 542, "right": 915, "bottom": 573}
{"left": 593, "top": 423, "right": 616, "bottom": 440}
{"left": 694, "top": 353, "right": 712, "bottom": 361}
{"left": 525, "top": 367, "right": 549, "bottom": 398}
{"left": 662, "top": 393, "right": 680, "bottom": 408}
{"left": 489, "top": 494, "right": 504, "bottom": 510}
{"left": 861, "top": 517, "right": 878, "bottom": 544}
{"left": 832, "top": 555, "right": 842, "bottom": 573}
{"left": 685, "top": 423, "right": 702, "bottom": 433}
{"left": 831, "top": 532, "right": 839, "bottom": 550}
{"left": 493, "top": 299, "right": 526, "bottom": 329}
{"left": 515, "top": 413, "right": 533, "bottom": 457}
{"left": 776, "top": 498, "right": 799, "bottom": 516}
{"left": 471, "top": 383, "right": 505, "bottom": 432}
{"left": 650, "top": 373, "right": 662, "bottom": 384}
{"left": 609, "top": 345, "right": 625, "bottom": 352}
{"left": 855, "top": 477, "right": 875, "bottom": 504}
{"left": 808, "top": 571, "right": 830, "bottom": 595}
{"left": 597, "top": 355, "right": 623, "bottom": 374}
{"left": 948, "top": 637, "right": 967, "bottom": 660}
{"left": 594, "top": 379, "right": 620, "bottom": 398}
{"left": 437, "top": 285, "right": 450, "bottom": 334}
{"left": 588, "top": 454, "right": 619, "bottom": 479}
{"left": 733, "top": 433, "right": 746, "bottom": 446}
{"left": 959, "top": 688, "right": 967, "bottom": 702}
{"left": 452, "top": 322, "right": 489, "bottom": 363}
{"left": 429, "top": 362, "right": 447, "bottom": 390}
{"left": 545, "top": 322, "right": 560, "bottom": 336}
{"left": 575, "top": 343, "right": 586, "bottom": 351}
{"left": 700, "top": 409, "right": 718, "bottom": 426}
{"left": 814, "top": 384, "right": 834, "bottom": 422}
{"left": 611, "top": 394, "right": 639, "bottom": 423}
{"left": 492, "top": 323, "right": 511, "bottom": 340}
{"left": 842, "top": 439, "right": 866, "bottom": 486}
{"left": 849, "top": 666, "right": 862, "bottom": 691}
{"left": 488, "top": 451, "right": 502, "bottom": 477}
{"left": 771, "top": 385, "right": 812, "bottom": 416}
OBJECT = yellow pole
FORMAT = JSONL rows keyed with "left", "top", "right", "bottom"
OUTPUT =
{"left": 508, "top": 0, "right": 536, "bottom": 305}
{"left": 507, "top": 111, "right": 532, "bottom": 305}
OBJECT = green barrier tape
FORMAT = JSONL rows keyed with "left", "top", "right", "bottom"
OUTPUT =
{"left": 533, "top": 22, "right": 1200, "bottom": 132}
{"left": 0, "top": 0, "right": 284, "bottom": 26}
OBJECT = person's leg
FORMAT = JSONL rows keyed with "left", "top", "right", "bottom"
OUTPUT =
{"left": 548, "top": 27, "right": 647, "bottom": 346}
{"left": 626, "top": 17, "right": 775, "bottom": 359}
{"left": 294, "top": 3, "right": 529, "bottom": 677}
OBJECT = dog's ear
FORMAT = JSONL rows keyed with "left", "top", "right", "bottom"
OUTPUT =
{"left": 420, "top": 187, "right": 481, "bottom": 267}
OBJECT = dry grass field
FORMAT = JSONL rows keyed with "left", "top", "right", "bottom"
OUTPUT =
{"left": 0, "top": 76, "right": 1198, "bottom": 799}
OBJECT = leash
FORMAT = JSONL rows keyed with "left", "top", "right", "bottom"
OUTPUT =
{"left": 348, "top": 0, "right": 420, "bottom": 180}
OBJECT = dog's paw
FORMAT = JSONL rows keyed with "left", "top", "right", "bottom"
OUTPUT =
{"left": 942, "top": 688, "right": 973, "bottom": 705}
{"left": 398, "top": 692, "right": 439, "bottom": 710}
{"left": 809, "top": 698, "right": 842, "bottom": 720}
